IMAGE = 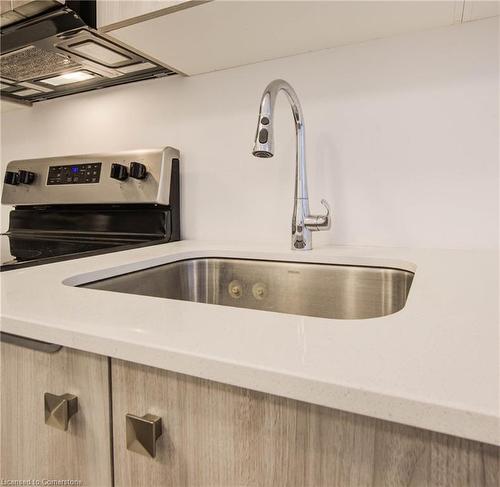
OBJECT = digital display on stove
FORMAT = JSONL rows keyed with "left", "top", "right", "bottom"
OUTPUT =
{"left": 47, "top": 162, "right": 102, "bottom": 185}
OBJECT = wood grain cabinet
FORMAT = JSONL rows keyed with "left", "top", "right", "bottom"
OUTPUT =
{"left": 111, "top": 358, "right": 499, "bottom": 487}
{"left": 1, "top": 343, "right": 498, "bottom": 486}
{"left": 97, "top": 0, "right": 197, "bottom": 30}
{"left": 0, "top": 341, "right": 112, "bottom": 487}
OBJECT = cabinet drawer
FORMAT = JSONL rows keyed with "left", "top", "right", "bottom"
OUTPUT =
{"left": 111, "top": 358, "right": 499, "bottom": 487}
{"left": 0, "top": 342, "right": 112, "bottom": 486}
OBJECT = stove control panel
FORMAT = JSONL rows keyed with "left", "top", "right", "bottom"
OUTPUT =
{"left": 47, "top": 163, "right": 102, "bottom": 185}
{"left": 1, "top": 147, "right": 179, "bottom": 206}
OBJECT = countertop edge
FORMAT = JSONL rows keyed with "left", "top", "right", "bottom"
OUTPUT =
{"left": 1, "top": 316, "right": 498, "bottom": 447}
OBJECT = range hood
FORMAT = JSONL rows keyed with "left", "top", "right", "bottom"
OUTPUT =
{"left": 0, "top": 0, "right": 176, "bottom": 103}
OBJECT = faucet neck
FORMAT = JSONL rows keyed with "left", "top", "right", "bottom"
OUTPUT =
{"left": 259, "top": 79, "right": 309, "bottom": 204}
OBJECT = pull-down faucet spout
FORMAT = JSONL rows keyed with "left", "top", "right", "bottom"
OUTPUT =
{"left": 252, "top": 79, "right": 331, "bottom": 250}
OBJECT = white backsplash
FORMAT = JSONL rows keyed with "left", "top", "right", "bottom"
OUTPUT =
{"left": 1, "top": 18, "right": 498, "bottom": 249}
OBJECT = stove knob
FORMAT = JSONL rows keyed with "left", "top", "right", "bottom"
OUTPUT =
{"left": 4, "top": 171, "right": 19, "bottom": 185}
{"left": 110, "top": 163, "right": 128, "bottom": 181}
{"left": 129, "top": 162, "right": 147, "bottom": 180}
{"left": 18, "top": 170, "right": 35, "bottom": 185}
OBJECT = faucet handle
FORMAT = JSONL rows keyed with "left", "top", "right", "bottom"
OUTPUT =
{"left": 320, "top": 199, "right": 330, "bottom": 218}
{"left": 305, "top": 199, "right": 331, "bottom": 232}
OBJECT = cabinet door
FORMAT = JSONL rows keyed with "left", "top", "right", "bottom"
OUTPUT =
{"left": 0, "top": 341, "right": 112, "bottom": 486}
{"left": 97, "top": 0, "right": 194, "bottom": 30}
{"left": 111, "top": 358, "right": 499, "bottom": 487}
{"left": 105, "top": 1, "right": 463, "bottom": 76}
{"left": 463, "top": 1, "right": 500, "bottom": 22}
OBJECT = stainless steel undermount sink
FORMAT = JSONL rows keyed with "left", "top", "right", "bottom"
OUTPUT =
{"left": 81, "top": 258, "right": 414, "bottom": 320}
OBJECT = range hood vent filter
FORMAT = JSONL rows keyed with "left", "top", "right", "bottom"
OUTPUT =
{"left": 1, "top": 46, "right": 77, "bottom": 82}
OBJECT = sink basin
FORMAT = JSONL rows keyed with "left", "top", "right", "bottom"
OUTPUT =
{"left": 81, "top": 257, "right": 413, "bottom": 320}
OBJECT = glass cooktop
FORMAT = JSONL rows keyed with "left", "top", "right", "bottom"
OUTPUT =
{"left": 0, "top": 233, "right": 161, "bottom": 271}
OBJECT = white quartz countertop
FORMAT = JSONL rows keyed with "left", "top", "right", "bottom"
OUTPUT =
{"left": 1, "top": 241, "right": 498, "bottom": 445}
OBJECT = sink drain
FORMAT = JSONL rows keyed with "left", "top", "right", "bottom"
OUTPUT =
{"left": 228, "top": 280, "right": 243, "bottom": 299}
{"left": 252, "top": 282, "right": 267, "bottom": 300}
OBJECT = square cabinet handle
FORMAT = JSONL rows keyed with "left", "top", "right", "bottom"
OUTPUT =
{"left": 126, "top": 413, "right": 162, "bottom": 458}
{"left": 44, "top": 393, "right": 78, "bottom": 431}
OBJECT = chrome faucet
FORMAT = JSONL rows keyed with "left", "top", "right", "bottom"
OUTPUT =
{"left": 252, "top": 79, "right": 331, "bottom": 250}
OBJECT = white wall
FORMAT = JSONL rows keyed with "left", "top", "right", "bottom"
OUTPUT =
{"left": 1, "top": 17, "right": 498, "bottom": 249}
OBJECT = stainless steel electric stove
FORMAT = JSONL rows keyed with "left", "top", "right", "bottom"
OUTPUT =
{"left": 1, "top": 147, "right": 180, "bottom": 271}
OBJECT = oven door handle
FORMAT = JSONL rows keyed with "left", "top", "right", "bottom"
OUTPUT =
{"left": 0, "top": 332, "right": 62, "bottom": 353}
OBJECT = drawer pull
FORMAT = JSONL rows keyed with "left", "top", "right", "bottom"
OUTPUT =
{"left": 126, "top": 413, "right": 162, "bottom": 458}
{"left": 44, "top": 393, "right": 78, "bottom": 431}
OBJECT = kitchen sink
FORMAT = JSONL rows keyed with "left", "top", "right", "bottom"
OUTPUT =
{"left": 81, "top": 257, "right": 414, "bottom": 320}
